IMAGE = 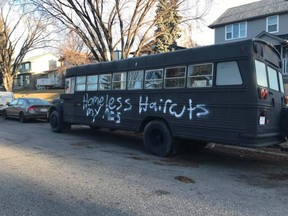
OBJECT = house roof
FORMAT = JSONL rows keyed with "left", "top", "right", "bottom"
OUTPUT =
{"left": 256, "top": 31, "right": 287, "bottom": 44}
{"left": 209, "top": 0, "right": 288, "bottom": 29}
{"left": 23, "top": 53, "right": 59, "bottom": 63}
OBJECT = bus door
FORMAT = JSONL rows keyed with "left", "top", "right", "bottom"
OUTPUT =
{"left": 255, "top": 60, "right": 284, "bottom": 131}
{"left": 61, "top": 77, "right": 76, "bottom": 122}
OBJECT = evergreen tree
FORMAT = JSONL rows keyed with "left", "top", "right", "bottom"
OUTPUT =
{"left": 154, "top": 0, "right": 182, "bottom": 53}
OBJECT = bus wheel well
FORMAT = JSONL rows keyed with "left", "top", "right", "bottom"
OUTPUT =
{"left": 48, "top": 103, "right": 63, "bottom": 120}
{"left": 142, "top": 118, "right": 173, "bottom": 157}
{"left": 48, "top": 107, "right": 56, "bottom": 116}
{"left": 140, "top": 117, "right": 171, "bottom": 134}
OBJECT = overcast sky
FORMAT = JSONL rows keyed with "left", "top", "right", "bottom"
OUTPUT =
{"left": 193, "top": 0, "right": 260, "bottom": 45}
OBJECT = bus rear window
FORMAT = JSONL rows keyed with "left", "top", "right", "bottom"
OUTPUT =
{"left": 255, "top": 60, "right": 268, "bottom": 87}
{"left": 267, "top": 66, "right": 279, "bottom": 91}
{"left": 278, "top": 72, "right": 285, "bottom": 93}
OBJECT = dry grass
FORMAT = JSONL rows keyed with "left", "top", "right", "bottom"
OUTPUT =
{"left": 13, "top": 89, "right": 64, "bottom": 102}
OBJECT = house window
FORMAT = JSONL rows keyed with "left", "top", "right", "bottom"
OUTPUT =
{"left": 19, "top": 62, "right": 31, "bottom": 72}
{"left": 283, "top": 58, "right": 288, "bottom": 74}
{"left": 49, "top": 60, "right": 57, "bottom": 70}
{"left": 225, "top": 22, "right": 247, "bottom": 40}
{"left": 267, "top": 15, "right": 279, "bottom": 33}
{"left": 24, "top": 63, "right": 31, "bottom": 71}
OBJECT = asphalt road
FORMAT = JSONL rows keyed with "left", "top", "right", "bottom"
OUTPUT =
{"left": 0, "top": 117, "right": 288, "bottom": 216}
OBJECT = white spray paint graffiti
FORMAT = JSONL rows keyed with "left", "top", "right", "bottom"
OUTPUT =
{"left": 139, "top": 96, "right": 209, "bottom": 120}
{"left": 83, "top": 94, "right": 209, "bottom": 123}
{"left": 83, "top": 93, "right": 132, "bottom": 123}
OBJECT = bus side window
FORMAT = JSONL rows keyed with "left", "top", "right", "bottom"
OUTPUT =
{"left": 145, "top": 69, "right": 163, "bottom": 89}
{"left": 87, "top": 75, "right": 98, "bottom": 91}
{"left": 127, "top": 70, "right": 144, "bottom": 90}
{"left": 76, "top": 76, "right": 86, "bottom": 91}
{"left": 216, "top": 61, "right": 243, "bottom": 86}
{"left": 112, "top": 72, "right": 127, "bottom": 90}
{"left": 99, "top": 74, "right": 112, "bottom": 90}
{"left": 164, "top": 66, "right": 186, "bottom": 88}
{"left": 187, "top": 63, "right": 213, "bottom": 88}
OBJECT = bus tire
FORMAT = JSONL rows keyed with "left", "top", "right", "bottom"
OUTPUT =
{"left": 50, "top": 110, "right": 64, "bottom": 133}
{"left": 143, "top": 120, "right": 172, "bottom": 157}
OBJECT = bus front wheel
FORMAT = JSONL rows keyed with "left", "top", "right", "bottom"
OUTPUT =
{"left": 50, "top": 110, "right": 71, "bottom": 133}
{"left": 143, "top": 120, "right": 172, "bottom": 157}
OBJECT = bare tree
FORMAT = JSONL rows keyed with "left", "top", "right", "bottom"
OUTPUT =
{"left": 59, "top": 31, "right": 90, "bottom": 69}
{"left": 27, "top": 0, "right": 214, "bottom": 61}
{"left": 0, "top": 1, "right": 54, "bottom": 91}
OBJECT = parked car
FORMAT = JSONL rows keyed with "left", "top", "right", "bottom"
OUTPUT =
{"left": 0, "top": 91, "right": 14, "bottom": 115}
{"left": 2, "top": 97, "right": 50, "bottom": 122}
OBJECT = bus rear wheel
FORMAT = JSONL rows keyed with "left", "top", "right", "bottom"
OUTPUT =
{"left": 50, "top": 110, "right": 71, "bottom": 133}
{"left": 143, "top": 120, "right": 172, "bottom": 157}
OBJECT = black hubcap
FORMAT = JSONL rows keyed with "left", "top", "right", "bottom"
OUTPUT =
{"left": 150, "top": 129, "right": 163, "bottom": 146}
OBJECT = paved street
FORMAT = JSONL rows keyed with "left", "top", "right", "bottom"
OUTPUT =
{"left": 0, "top": 117, "right": 288, "bottom": 216}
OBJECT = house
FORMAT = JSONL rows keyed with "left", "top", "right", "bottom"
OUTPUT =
{"left": 14, "top": 53, "right": 61, "bottom": 89}
{"left": 209, "top": 0, "right": 288, "bottom": 75}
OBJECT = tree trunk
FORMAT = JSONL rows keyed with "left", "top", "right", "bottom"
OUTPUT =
{"left": 2, "top": 71, "right": 14, "bottom": 92}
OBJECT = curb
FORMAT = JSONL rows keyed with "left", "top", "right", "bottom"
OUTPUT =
{"left": 207, "top": 143, "right": 288, "bottom": 163}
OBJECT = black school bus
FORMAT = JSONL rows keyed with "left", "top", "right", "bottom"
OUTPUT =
{"left": 48, "top": 39, "right": 288, "bottom": 156}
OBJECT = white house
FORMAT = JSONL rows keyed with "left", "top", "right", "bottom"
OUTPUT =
{"left": 14, "top": 53, "right": 61, "bottom": 89}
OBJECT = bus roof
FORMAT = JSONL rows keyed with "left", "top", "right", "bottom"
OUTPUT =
{"left": 66, "top": 39, "right": 279, "bottom": 77}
